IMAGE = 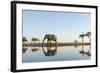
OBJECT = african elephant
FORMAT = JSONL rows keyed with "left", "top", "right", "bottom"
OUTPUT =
{"left": 42, "top": 34, "right": 57, "bottom": 47}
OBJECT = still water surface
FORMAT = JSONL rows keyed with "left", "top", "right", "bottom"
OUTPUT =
{"left": 22, "top": 46, "right": 91, "bottom": 63}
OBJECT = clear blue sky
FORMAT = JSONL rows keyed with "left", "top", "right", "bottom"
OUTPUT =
{"left": 22, "top": 10, "right": 91, "bottom": 42}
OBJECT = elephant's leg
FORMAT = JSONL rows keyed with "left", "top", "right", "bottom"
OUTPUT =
{"left": 47, "top": 40, "right": 49, "bottom": 47}
{"left": 55, "top": 40, "right": 57, "bottom": 47}
{"left": 47, "top": 40, "right": 50, "bottom": 47}
{"left": 47, "top": 45, "right": 49, "bottom": 51}
{"left": 50, "top": 40, "right": 51, "bottom": 47}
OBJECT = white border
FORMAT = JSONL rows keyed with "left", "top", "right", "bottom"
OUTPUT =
{"left": 16, "top": 4, "right": 96, "bottom": 70}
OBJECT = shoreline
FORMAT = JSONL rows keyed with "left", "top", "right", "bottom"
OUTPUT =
{"left": 23, "top": 43, "right": 91, "bottom": 47}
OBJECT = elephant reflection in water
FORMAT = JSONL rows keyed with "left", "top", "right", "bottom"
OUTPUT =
{"left": 42, "top": 46, "right": 57, "bottom": 56}
{"left": 42, "top": 34, "right": 57, "bottom": 47}
{"left": 79, "top": 45, "right": 91, "bottom": 56}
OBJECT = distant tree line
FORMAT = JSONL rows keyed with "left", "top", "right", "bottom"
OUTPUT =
{"left": 22, "top": 36, "right": 40, "bottom": 43}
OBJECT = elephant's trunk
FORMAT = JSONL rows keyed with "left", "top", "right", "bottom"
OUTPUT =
{"left": 42, "top": 35, "right": 46, "bottom": 46}
{"left": 42, "top": 39, "right": 45, "bottom": 46}
{"left": 42, "top": 39, "right": 45, "bottom": 43}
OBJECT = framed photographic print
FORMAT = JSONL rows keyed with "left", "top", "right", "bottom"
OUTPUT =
{"left": 11, "top": 1, "right": 98, "bottom": 72}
